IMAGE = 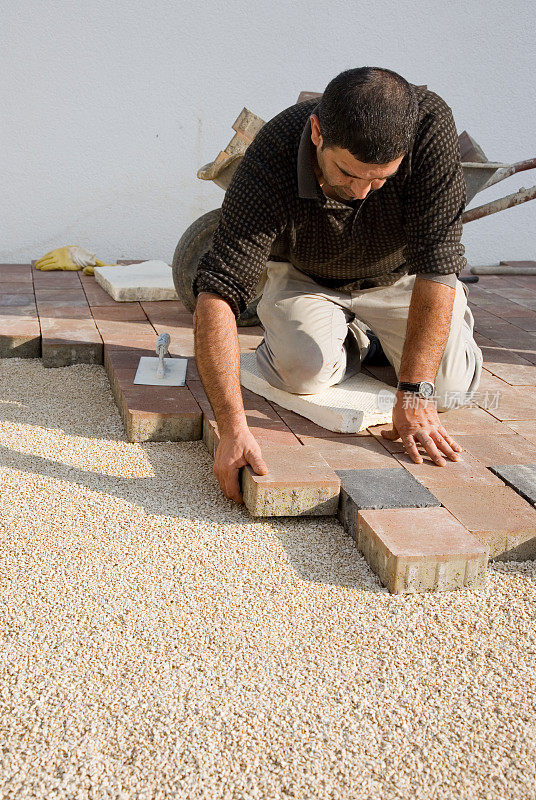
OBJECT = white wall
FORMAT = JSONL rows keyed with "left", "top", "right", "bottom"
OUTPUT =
{"left": 2, "top": 0, "right": 534, "bottom": 266}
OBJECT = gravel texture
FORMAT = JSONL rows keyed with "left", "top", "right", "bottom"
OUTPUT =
{"left": 1, "top": 358, "right": 535, "bottom": 800}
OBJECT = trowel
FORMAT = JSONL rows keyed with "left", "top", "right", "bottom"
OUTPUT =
{"left": 133, "top": 332, "right": 188, "bottom": 386}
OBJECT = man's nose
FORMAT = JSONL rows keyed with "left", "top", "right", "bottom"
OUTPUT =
{"left": 349, "top": 179, "right": 372, "bottom": 199}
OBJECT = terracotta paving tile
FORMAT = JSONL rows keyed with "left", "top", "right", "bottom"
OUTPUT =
{"left": 298, "top": 434, "right": 398, "bottom": 469}
{"left": 93, "top": 314, "right": 158, "bottom": 351}
{"left": 501, "top": 275, "right": 536, "bottom": 289}
{"left": 186, "top": 381, "right": 217, "bottom": 453}
{"left": 355, "top": 507, "right": 488, "bottom": 594}
{"left": 500, "top": 260, "right": 536, "bottom": 269}
{"left": 93, "top": 318, "right": 156, "bottom": 342}
{"left": 32, "top": 269, "right": 82, "bottom": 289}
{"left": 35, "top": 288, "right": 90, "bottom": 308}
{"left": 79, "top": 274, "right": 121, "bottom": 306}
{"left": 121, "top": 384, "right": 201, "bottom": 415}
{"left": 0, "top": 281, "right": 37, "bottom": 295}
{"left": 241, "top": 443, "right": 340, "bottom": 517}
{"left": 455, "top": 433, "right": 536, "bottom": 466}
{"left": 490, "top": 330, "right": 536, "bottom": 353}
{"left": 187, "top": 382, "right": 340, "bottom": 515}
{"left": 184, "top": 359, "right": 200, "bottom": 381}
{"left": 432, "top": 405, "right": 515, "bottom": 434}
{"left": 509, "top": 315, "right": 536, "bottom": 332}
{"left": 0, "top": 264, "right": 33, "bottom": 279}
{"left": 186, "top": 381, "right": 300, "bottom": 449}
{"left": 39, "top": 317, "right": 101, "bottom": 341}
{"left": 337, "top": 470, "right": 440, "bottom": 551}
{"left": 90, "top": 304, "right": 148, "bottom": 322}
{"left": 482, "top": 363, "right": 536, "bottom": 386}
{"left": 0, "top": 312, "right": 41, "bottom": 358}
{"left": 503, "top": 421, "right": 536, "bottom": 445}
{"left": 38, "top": 300, "right": 103, "bottom": 366}
{"left": 0, "top": 304, "right": 38, "bottom": 318}
{"left": 0, "top": 291, "right": 37, "bottom": 307}
{"left": 240, "top": 387, "right": 301, "bottom": 447}
{"left": 430, "top": 485, "right": 536, "bottom": 560}
{"left": 0, "top": 314, "right": 40, "bottom": 333}
{"left": 116, "top": 260, "right": 146, "bottom": 265}
{"left": 393, "top": 450, "right": 505, "bottom": 488}
{"left": 37, "top": 304, "right": 94, "bottom": 320}
{"left": 147, "top": 314, "right": 193, "bottom": 332}
{"left": 104, "top": 339, "right": 156, "bottom": 354}
{"left": 472, "top": 308, "right": 512, "bottom": 329}
{"left": 104, "top": 347, "right": 202, "bottom": 442}
{"left": 474, "top": 371, "right": 536, "bottom": 421}
{"left": 477, "top": 337, "right": 536, "bottom": 369}
{"left": 140, "top": 300, "right": 191, "bottom": 324}
{"left": 104, "top": 345, "right": 197, "bottom": 381}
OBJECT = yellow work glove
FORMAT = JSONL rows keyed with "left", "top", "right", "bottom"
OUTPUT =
{"left": 35, "top": 245, "right": 116, "bottom": 273}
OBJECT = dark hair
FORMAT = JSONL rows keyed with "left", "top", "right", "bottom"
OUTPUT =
{"left": 316, "top": 67, "right": 419, "bottom": 163}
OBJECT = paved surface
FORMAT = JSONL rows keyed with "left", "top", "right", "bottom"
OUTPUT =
{"left": 0, "top": 357, "right": 535, "bottom": 798}
{"left": 2, "top": 262, "right": 536, "bottom": 585}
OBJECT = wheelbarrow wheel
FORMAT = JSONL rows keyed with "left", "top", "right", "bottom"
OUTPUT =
{"left": 171, "top": 208, "right": 264, "bottom": 327}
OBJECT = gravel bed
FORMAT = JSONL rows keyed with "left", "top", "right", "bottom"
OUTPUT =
{"left": 0, "top": 358, "right": 535, "bottom": 800}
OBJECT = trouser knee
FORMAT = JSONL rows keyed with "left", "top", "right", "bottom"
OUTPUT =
{"left": 256, "top": 336, "right": 344, "bottom": 394}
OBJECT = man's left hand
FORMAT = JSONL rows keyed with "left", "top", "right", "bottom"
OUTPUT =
{"left": 381, "top": 390, "right": 463, "bottom": 466}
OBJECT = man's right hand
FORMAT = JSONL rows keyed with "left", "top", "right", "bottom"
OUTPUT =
{"left": 213, "top": 427, "right": 269, "bottom": 504}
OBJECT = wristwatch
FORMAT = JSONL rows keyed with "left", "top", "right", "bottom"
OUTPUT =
{"left": 396, "top": 380, "right": 435, "bottom": 399}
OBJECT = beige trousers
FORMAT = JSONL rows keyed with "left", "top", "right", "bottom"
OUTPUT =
{"left": 255, "top": 260, "right": 483, "bottom": 412}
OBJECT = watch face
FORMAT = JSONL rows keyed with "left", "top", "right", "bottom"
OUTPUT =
{"left": 420, "top": 382, "right": 434, "bottom": 398}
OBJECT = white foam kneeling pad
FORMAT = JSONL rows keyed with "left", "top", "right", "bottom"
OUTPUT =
{"left": 240, "top": 352, "right": 396, "bottom": 433}
{"left": 94, "top": 261, "right": 179, "bottom": 302}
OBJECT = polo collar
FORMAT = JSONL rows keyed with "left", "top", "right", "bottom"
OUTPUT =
{"left": 297, "top": 114, "right": 325, "bottom": 201}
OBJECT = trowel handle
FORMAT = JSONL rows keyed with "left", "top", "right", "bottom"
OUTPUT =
{"left": 156, "top": 332, "right": 170, "bottom": 357}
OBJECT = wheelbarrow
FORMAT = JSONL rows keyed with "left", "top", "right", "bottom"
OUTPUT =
{"left": 172, "top": 91, "right": 536, "bottom": 326}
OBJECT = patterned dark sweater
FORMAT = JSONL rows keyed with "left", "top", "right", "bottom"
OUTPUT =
{"left": 194, "top": 86, "right": 466, "bottom": 318}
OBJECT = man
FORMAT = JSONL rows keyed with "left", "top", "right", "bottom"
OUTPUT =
{"left": 193, "top": 67, "right": 483, "bottom": 503}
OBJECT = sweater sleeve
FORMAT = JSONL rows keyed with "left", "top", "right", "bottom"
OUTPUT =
{"left": 193, "top": 140, "right": 287, "bottom": 319}
{"left": 403, "top": 105, "right": 467, "bottom": 277}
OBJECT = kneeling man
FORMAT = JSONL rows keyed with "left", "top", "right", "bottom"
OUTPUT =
{"left": 193, "top": 67, "right": 483, "bottom": 503}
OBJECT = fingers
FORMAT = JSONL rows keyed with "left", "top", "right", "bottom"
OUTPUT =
{"left": 215, "top": 462, "right": 243, "bottom": 504}
{"left": 246, "top": 448, "right": 268, "bottom": 476}
{"left": 413, "top": 431, "right": 447, "bottom": 466}
{"left": 35, "top": 258, "right": 56, "bottom": 270}
{"left": 401, "top": 435, "right": 424, "bottom": 464}
{"left": 218, "top": 447, "right": 268, "bottom": 504}
{"left": 428, "top": 429, "right": 462, "bottom": 461}
{"left": 436, "top": 425, "right": 463, "bottom": 453}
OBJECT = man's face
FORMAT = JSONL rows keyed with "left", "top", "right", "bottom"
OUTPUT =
{"left": 310, "top": 114, "right": 405, "bottom": 202}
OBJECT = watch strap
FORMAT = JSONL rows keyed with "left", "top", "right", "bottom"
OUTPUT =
{"left": 397, "top": 381, "right": 423, "bottom": 392}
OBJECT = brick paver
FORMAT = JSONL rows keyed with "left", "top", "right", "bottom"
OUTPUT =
{"left": 241, "top": 444, "right": 340, "bottom": 517}
{"left": 0, "top": 265, "right": 40, "bottom": 357}
{"left": 104, "top": 346, "right": 202, "bottom": 442}
{"left": 430, "top": 484, "right": 536, "bottom": 560}
{"left": 354, "top": 507, "right": 488, "bottom": 594}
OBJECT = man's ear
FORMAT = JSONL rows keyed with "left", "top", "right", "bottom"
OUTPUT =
{"left": 310, "top": 114, "right": 323, "bottom": 148}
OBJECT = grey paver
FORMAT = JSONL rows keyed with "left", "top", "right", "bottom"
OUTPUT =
{"left": 488, "top": 463, "right": 536, "bottom": 506}
{"left": 336, "top": 467, "right": 441, "bottom": 537}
